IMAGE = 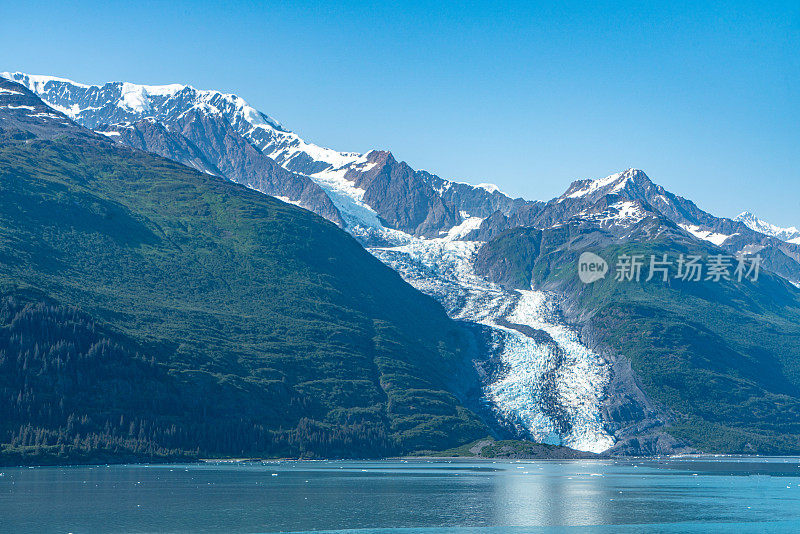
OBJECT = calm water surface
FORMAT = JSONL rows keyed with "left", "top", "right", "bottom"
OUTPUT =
{"left": 2, "top": 458, "right": 800, "bottom": 533}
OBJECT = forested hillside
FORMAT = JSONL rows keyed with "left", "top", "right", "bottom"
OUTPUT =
{"left": 0, "top": 101, "right": 487, "bottom": 463}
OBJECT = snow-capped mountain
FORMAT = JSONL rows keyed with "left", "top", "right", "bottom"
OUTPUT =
{"left": 1, "top": 72, "right": 617, "bottom": 452}
{"left": 463, "top": 168, "right": 800, "bottom": 284}
{"left": 5, "top": 72, "right": 800, "bottom": 454}
{"left": 554, "top": 170, "right": 800, "bottom": 258}
{"left": 1, "top": 73, "right": 285, "bottom": 133}
{"left": 1, "top": 73, "right": 348, "bottom": 226}
{"left": 736, "top": 212, "right": 800, "bottom": 245}
{"left": 2, "top": 72, "right": 521, "bottom": 238}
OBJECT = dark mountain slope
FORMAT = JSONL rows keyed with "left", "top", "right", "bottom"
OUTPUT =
{"left": 98, "top": 118, "right": 222, "bottom": 176}
{"left": 0, "top": 78, "right": 93, "bottom": 140}
{"left": 0, "top": 80, "right": 487, "bottom": 463}
{"left": 97, "top": 112, "right": 345, "bottom": 227}
{"left": 342, "top": 150, "right": 460, "bottom": 237}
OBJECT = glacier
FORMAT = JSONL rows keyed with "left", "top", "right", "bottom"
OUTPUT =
{"left": 301, "top": 165, "right": 614, "bottom": 453}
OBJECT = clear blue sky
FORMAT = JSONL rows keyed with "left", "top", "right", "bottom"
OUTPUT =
{"left": 2, "top": 1, "right": 798, "bottom": 225}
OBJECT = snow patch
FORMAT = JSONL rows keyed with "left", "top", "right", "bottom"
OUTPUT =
{"left": 118, "top": 82, "right": 153, "bottom": 113}
{"left": 573, "top": 200, "right": 648, "bottom": 228}
{"left": 444, "top": 216, "right": 484, "bottom": 240}
{"left": 679, "top": 224, "right": 731, "bottom": 246}
{"left": 611, "top": 201, "right": 645, "bottom": 221}
{"left": 45, "top": 102, "right": 82, "bottom": 118}
{"left": 273, "top": 195, "right": 303, "bottom": 207}
{"left": 1, "top": 72, "right": 91, "bottom": 91}
{"left": 476, "top": 183, "right": 503, "bottom": 195}
{"left": 564, "top": 172, "right": 626, "bottom": 200}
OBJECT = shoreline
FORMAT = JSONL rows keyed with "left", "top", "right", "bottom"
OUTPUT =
{"left": 4, "top": 453, "right": 800, "bottom": 469}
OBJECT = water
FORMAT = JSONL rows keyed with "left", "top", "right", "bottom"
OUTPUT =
{"left": 1, "top": 458, "right": 800, "bottom": 533}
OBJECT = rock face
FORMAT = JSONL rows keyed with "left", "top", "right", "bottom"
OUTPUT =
{"left": 343, "top": 151, "right": 460, "bottom": 237}
{"left": 98, "top": 113, "right": 344, "bottom": 226}
{"left": 98, "top": 119, "right": 221, "bottom": 175}
{"left": 441, "top": 181, "right": 530, "bottom": 220}
{"left": 0, "top": 78, "right": 100, "bottom": 141}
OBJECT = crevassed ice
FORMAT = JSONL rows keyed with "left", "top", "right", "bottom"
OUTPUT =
{"left": 295, "top": 153, "right": 615, "bottom": 453}
{"left": 370, "top": 238, "right": 614, "bottom": 453}
{"left": 505, "top": 291, "right": 613, "bottom": 452}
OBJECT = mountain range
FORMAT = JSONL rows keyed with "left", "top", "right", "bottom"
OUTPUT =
{"left": 2, "top": 72, "right": 800, "bottom": 459}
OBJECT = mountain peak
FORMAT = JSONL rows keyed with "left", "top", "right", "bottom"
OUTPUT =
{"left": 475, "top": 182, "right": 504, "bottom": 195}
{"left": 1, "top": 71, "right": 91, "bottom": 90}
{"left": 560, "top": 168, "right": 652, "bottom": 202}
{"left": 734, "top": 211, "right": 800, "bottom": 244}
{"left": 3, "top": 72, "right": 384, "bottom": 178}
{"left": 364, "top": 149, "right": 395, "bottom": 165}
{"left": 620, "top": 168, "right": 650, "bottom": 181}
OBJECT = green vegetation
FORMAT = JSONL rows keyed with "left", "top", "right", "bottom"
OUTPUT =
{"left": 0, "top": 130, "right": 487, "bottom": 464}
{"left": 586, "top": 252, "right": 800, "bottom": 454}
{"left": 478, "top": 226, "right": 800, "bottom": 454}
{"left": 423, "top": 437, "right": 596, "bottom": 459}
{"left": 473, "top": 227, "right": 542, "bottom": 288}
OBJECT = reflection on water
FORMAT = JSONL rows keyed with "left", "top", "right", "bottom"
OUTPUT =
{"left": 1, "top": 458, "right": 800, "bottom": 533}
{"left": 491, "top": 462, "right": 609, "bottom": 526}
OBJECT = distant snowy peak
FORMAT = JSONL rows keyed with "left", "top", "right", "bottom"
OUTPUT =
{"left": 735, "top": 212, "right": 800, "bottom": 245}
{"left": 1, "top": 71, "right": 282, "bottom": 128}
{"left": 0, "top": 71, "right": 367, "bottom": 178}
